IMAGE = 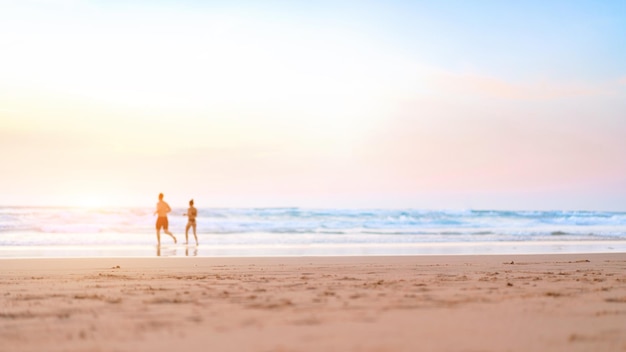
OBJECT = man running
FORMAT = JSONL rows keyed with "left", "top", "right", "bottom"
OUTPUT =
{"left": 154, "top": 193, "right": 177, "bottom": 245}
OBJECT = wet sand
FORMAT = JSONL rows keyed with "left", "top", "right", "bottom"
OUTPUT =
{"left": 1, "top": 253, "right": 626, "bottom": 351}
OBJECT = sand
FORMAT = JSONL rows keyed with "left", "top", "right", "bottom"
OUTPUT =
{"left": 1, "top": 253, "right": 625, "bottom": 351}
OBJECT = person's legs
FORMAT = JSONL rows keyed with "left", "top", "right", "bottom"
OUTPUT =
{"left": 192, "top": 223, "right": 198, "bottom": 245}
{"left": 164, "top": 229, "right": 176, "bottom": 243}
{"left": 163, "top": 218, "right": 177, "bottom": 243}
{"left": 156, "top": 219, "right": 162, "bottom": 245}
{"left": 185, "top": 223, "right": 191, "bottom": 244}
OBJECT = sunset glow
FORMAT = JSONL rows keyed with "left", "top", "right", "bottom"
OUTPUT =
{"left": 1, "top": 1, "right": 625, "bottom": 210}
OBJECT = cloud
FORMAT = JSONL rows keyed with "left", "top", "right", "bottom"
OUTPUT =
{"left": 430, "top": 71, "right": 611, "bottom": 100}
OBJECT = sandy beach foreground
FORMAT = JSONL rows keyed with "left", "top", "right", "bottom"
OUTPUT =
{"left": 1, "top": 254, "right": 625, "bottom": 351}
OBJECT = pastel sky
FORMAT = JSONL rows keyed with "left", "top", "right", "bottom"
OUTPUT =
{"left": 1, "top": 0, "right": 625, "bottom": 210}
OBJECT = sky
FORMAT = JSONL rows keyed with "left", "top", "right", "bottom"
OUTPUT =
{"left": 1, "top": 0, "right": 625, "bottom": 210}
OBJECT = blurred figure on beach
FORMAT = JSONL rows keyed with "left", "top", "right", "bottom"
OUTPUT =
{"left": 184, "top": 199, "right": 198, "bottom": 246}
{"left": 154, "top": 193, "right": 177, "bottom": 245}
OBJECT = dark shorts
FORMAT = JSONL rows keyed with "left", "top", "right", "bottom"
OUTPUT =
{"left": 156, "top": 217, "right": 169, "bottom": 230}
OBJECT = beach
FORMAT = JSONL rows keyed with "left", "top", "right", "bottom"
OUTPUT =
{"left": 2, "top": 253, "right": 625, "bottom": 351}
{"left": 2, "top": 0, "right": 625, "bottom": 351}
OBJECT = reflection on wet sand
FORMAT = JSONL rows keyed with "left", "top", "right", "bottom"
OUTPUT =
{"left": 156, "top": 245, "right": 198, "bottom": 257}
{"left": 185, "top": 246, "right": 198, "bottom": 257}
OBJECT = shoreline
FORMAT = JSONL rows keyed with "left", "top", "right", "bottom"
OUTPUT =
{"left": 0, "top": 240, "right": 625, "bottom": 258}
{"left": 2, "top": 253, "right": 625, "bottom": 351}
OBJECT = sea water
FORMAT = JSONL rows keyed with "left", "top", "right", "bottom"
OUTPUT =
{"left": 0, "top": 207, "right": 625, "bottom": 257}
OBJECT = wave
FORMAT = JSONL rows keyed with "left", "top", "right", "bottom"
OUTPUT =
{"left": 0, "top": 207, "right": 625, "bottom": 241}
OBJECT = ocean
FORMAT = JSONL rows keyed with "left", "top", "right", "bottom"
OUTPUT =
{"left": 1, "top": 207, "right": 625, "bottom": 257}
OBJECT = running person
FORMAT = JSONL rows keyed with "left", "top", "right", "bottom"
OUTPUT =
{"left": 154, "top": 193, "right": 177, "bottom": 245}
{"left": 184, "top": 199, "right": 198, "bottom": 245}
